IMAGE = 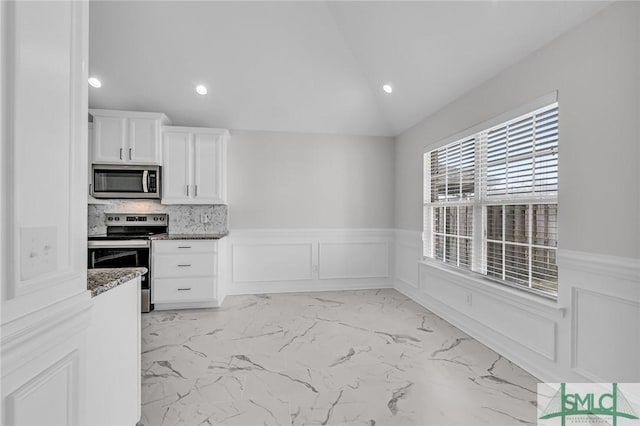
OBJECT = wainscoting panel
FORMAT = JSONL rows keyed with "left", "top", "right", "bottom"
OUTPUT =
{"left": 394, "top": 230, "right": 422, "bottom": 289}
{"left": 560, "top": 249, "right": 640, "bottom": 383}
{"left": 2, "top": 294, "right": 90, "bottom": 426}
{"left": 318, "top": 242, "right": 388, "bottom": 280}
{"left": 473, "top": 291, "right": 557, "bottom": 360}
{"left": 226, "top": 229, "right": 394, "bottom": 295}
{"left": 573, "top": 288, "right": 639, "bottom": 382}
{"left": 5, "top": 352, "right": 78, "bottom": 426}
{"left": 232, "top": 243, "right": 313, "bottom": 283}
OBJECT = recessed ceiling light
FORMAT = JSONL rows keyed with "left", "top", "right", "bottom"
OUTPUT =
{"left": 382, "top": 84, "right": 393, "bottom": 94}
{"left": 195, "top": 85, "right": 208, "bottom": 95}
{"left": 88, "top": 77, "right": 102, "bottom": 88}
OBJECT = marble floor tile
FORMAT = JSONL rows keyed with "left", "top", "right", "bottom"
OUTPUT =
{"left": 140, "top": 289, "right": 539, "bottom": 425}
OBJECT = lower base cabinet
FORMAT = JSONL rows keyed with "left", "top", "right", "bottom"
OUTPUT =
{"left": 86, "top": 278, "right": 141, "bottom": 426}
{"left": 151, "top": 239, "right": 222, "bottom": 309}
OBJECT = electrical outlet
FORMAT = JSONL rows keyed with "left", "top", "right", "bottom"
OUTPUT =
{"left": 20, "top": 226, "right": 57, "bottom": 281}
{"left": 201, "top": 213, "right": 211, "bottom": 224}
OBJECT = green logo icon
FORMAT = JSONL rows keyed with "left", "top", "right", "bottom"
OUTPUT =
{"left": 539, "top": 383, "right": 639, "bottom": 426}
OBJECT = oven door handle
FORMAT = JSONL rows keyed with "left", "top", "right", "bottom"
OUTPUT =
{"left": 88, "top": 240, "right": 150, "bottom": 248}
{"left": 142, "top": 170, "right": 149, "bottom": 193}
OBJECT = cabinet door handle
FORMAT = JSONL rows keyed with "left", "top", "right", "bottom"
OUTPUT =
{"left": 186, "top": 185, "right": 189, "bottom": 196}
{"left": 177, "top": 288, "right": 191, "bottom": 291}
{"left": 195, "top": 185, "right": 198, "bottom": 197}
{"left": 178, "top": 246, "right": 191, "bottom": 249}
{"left": 177, "top": 264, "right": 191, "bottom": 267}
{"left": 129, "top": 148, "right": 133, "bottom": 160}
{"left": 119, "top": 148, "right": 123, "bottom": 160}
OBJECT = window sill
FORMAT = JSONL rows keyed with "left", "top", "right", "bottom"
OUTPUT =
{"left": 418, "top": 258, "right": 566, "bottom": 318}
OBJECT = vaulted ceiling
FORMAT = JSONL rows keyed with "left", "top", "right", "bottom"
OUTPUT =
{"left": 89, "top": 1, "right": 608, "bottom": 137}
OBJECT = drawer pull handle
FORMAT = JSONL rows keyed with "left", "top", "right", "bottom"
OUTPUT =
{"left": 178, "top": 246, "right": 192, "bottom": 249}
{"left": 177, "top": 288, "right": 191, "bottom": 291}
{"left": 177, "top": 264, "right": 191, "bottom": 267}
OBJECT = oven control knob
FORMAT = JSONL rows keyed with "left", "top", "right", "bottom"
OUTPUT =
{"left": 154, "top": 217, "right": 158, "bottom": 221}
{"left": 107, "top": 216, "right": 112, "bottom": 221}
{"left": 115, "top": 217, "right": 120, "bottom": 221}
{"left": 161, "top": 217, "right": 165, "bottom": 221}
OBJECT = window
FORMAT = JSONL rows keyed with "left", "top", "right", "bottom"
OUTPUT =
{"left": 423, "top": 103, "right": 558, "bottom": 298}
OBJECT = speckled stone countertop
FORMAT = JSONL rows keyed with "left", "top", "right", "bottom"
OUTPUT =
{"left": 150, "top": 232, "right": 228, "bottom": 240}
{"left": 88, "top": 267, "right": 147, "bottom": 298}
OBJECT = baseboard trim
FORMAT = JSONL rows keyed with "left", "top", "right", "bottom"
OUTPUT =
{"left": 227, "top": 279, "right": 392, "bottom": 296}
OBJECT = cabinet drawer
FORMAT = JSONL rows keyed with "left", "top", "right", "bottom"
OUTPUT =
{"left": 153, "top": 253, "right": 216, "bottom": 278}
{"left": 152, "top": 240, "right": 217, "bottom": 254}
{"left": 152, "top": 277, "right": 214, "bottom": 303}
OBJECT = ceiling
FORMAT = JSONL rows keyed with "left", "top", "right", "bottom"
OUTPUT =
{"left": 89, "top": 1, "right": 608, "bottom": 137}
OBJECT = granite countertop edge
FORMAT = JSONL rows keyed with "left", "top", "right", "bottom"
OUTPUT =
{"left": 88, "top": 267, "right": 147, "bottom": 298}
{"left": 149, "top": 232, "right": 229, "bottom": 240}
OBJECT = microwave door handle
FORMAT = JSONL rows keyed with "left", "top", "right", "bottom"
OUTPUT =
{"left": 142, "top": 170, "right": 149, "bottom": 193}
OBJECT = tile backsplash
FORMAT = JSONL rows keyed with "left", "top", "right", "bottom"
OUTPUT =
{"left": 88, "top": 200, "right": 227, "bottom": 236}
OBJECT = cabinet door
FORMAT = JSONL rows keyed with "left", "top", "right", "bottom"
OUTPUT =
{"left": 92, "top": 116, "right": 127, "bottom": 164}
{"left": 194, "top": 133, "right": 226, "bottom": 203}
{"left": 162, "top": 131, "right": 191, "bottom": 203}
{"left": 128, "top": 117, "right": 160, "bottom": 164}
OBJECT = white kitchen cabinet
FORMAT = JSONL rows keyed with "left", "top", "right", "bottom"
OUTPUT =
{"left": 161, "top": 126, "right": 228, "bottom": 204}
{"left": 151, "top": 239, "right": 223, "bottom": 309}
{"left": 161, "top": 130, "right": 191, "bottom": 201}
{"left": 86, "top": 278, "right": 141, "bottom": 426}
{"left": 90, "top": 109, "right": 170, "bottom": 165}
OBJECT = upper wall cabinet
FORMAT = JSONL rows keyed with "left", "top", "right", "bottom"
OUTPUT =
{"left": 162, "top": 126, "right": 229, "bottom": 205}
{"left": 90, "top": 109, "right": 170, "bottom": 165}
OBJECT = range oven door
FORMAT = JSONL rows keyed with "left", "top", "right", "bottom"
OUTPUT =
{"left": 92, "top": 165, "right": 160, "bottom": 199}
{"left": 88, "top": 240, "right": 151, "bottom": 312}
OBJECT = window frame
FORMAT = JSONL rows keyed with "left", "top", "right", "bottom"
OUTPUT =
{"left": 423, "top": 93, "right": 559, "bottom": 300}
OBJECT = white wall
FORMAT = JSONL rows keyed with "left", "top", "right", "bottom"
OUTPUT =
{"left": 228, "top": 130, "right": 395, "bottom": 229}
{"left": 393, "top": 3, "right": 640, "bottom": 383}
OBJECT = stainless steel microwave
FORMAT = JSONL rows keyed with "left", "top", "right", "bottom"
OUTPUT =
{"left": 91, "top": 165, "right": 160, "bottom": 199}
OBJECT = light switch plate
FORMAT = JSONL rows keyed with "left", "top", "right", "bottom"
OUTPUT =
{"left": 20, "top": 227, "right": 57, "bottom": 281}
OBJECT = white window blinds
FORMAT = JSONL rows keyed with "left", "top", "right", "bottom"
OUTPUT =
{"left": 483, "top": 104, "right": 558, "bottom": 199}
{"left": 429, "top": 137, "right": 475, "bottom": 202}
{"left": 424, "top": 137, "right": 475, "bottom": 270}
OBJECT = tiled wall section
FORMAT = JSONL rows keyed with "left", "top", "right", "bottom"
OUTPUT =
{"left": 88, "top": 200, "right": 227, "bottom": 235}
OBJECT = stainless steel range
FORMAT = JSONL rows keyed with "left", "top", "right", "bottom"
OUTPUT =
{"left": 88, "top": 213, "right": 168, "bottom": 312}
